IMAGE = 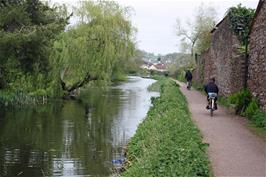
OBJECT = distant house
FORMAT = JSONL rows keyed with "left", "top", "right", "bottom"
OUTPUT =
{"left": 140, "top": 60, "right": 153, "bottom": 70}
{"left": 150, "top": 63, "right": 167, "bottom": 72}
{"left": 140, "top": 61, "right": 167, "bottom": 72}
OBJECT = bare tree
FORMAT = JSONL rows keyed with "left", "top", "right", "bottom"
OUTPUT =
{"left": 176, "top": 4, "right": 217, "bottom": 57}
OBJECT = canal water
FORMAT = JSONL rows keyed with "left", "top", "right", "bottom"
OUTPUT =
{"left": 0, "top": 76, "right": 159, "bottom": 177}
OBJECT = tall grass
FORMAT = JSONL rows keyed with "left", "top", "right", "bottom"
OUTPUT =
{"left": 0, "top": 90, "right": 48, "bottom": 106}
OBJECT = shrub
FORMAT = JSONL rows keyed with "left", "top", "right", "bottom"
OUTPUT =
{"left": 251, "top": 111, "right": 266, "bottom": 129}
{"left": 244, "top": 99, "right": 260, "bottom": 118}
{"left": 228, "top": 89, "right": 252, "bottom": 115}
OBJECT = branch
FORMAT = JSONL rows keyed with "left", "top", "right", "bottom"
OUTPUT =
{"left": 67, "top": 73, "right": 98, "bottom": 93}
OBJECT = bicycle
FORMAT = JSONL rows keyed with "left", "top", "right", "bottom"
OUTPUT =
{"left": 207, "top": 93, "right": 217, "bottom": 117}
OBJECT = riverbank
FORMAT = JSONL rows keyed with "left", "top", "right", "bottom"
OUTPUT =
{"left": 121, "top": 79, "right": 212, "bottom": 176}
{"left": 0, "top": 90, "right": 49, "bottom": 106}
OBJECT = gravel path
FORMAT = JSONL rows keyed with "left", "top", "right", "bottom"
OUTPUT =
{"left": 175, "top": 80, "right": 266, "bottom": 177}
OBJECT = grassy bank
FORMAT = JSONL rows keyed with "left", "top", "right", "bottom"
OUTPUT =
{"left": 122, "top": 79, "right": 212, "bottom": 177}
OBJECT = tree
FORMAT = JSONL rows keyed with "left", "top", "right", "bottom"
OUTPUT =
{"left": 175, "top": 4, "right": 217, "bottom": 57}
{"left": 50, "top": 1, "right": 135, "bottom": 97}
{"left": 0, "top": 0, "right": 68, "bottom": 91}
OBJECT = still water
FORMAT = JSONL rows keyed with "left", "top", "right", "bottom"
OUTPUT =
{"left": 0, "top": 76, "right": 159, "bottom": 177}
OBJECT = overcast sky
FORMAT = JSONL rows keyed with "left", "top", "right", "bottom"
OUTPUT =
{"left": 51, "top": 0, "right": 259, "bottom": 55}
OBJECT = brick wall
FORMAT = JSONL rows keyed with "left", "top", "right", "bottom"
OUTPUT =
{"left": 248, "top": 0, "right": 266, "bottom": 110}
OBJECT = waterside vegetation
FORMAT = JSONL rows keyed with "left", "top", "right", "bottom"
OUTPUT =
{"left": 122, "top": 79, "right": 212, "bottom": 176}
{"left": 0, "top": 0, "right": 137, "bottom": 106}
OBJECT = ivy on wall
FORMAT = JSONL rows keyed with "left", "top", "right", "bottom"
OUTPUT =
{"left": 228, "top": 4, "right": 255, "bottom": 45}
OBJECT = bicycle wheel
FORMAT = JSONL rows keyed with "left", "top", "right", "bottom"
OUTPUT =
{"left": 210, "top": 109, "right": 213, "bottom": 117}
{"left": 210, "top": 99, "right": 214, "bottom": 117}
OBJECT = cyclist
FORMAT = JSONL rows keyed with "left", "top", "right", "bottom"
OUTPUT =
{"left": 204, "top": 78, "right": 219, "bottom": 109}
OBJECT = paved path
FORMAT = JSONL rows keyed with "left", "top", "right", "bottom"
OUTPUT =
{"left": 175, "top": 80, "right": 266, "bottom": 177}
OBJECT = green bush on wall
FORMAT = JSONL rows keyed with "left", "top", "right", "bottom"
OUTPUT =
{"left": 243, "top": 99, "right": 260, "bottom": 118}
{"left": 227, "top": 89, "right": 266, "bottom": 129}
{"left": 251, "top": 111, "right": 266, "bottom": 129}
{"left": 228, "top": 89, "right": 252, "bottom": 115}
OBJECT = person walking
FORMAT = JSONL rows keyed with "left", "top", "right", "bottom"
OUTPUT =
{"left": 185, "top": 70, "right": 193, "bottom": 90}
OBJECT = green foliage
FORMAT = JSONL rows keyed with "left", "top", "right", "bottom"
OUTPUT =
{"left": 51, "top": 0, "right": 135, "bottom": 89}
{"left": 0, "top": 89, "right": 48, "bottom": 106}
{"left": 218, "top": 96, "right": 230, "bottom": 107}
{"left": 251, "top": 111, "right": 266, "bottom": 129}
{"left": 176, "top": 66, "right": 194, "bottom": 83}
{"left": 194, "top": 4, "right": 217, "bottom": 54}
{"left": 228, "top": 89, "right": 252, "bottom": 115}
{"left": 122, "top": 79, "right": 211, "bottom": 177}
{"left": 225, "top": 90, "right": 265, "bottom": 129}
{"left": 244, "top": 99, "right": 260, "bottom": 118}
{"left": 228, "top": 4, "right": 255, "bottom": 45}
{"left": 0, "top": 0, "right": 136, "bottom": 104}
{"left": 147, "top": 76, "right": 167, "bottom": 92}
{"left": 0, "top": 0, "right": 67, "bottom": 104}
{"left": 177, "top": 70, "right": 186, "bottom": 82}
{"left": 192, "top": 81, "right": 204, "bottom": 92}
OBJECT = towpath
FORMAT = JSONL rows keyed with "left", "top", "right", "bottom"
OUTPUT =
{"left": 175, "top": 80, "right": 266, "bottom": 177}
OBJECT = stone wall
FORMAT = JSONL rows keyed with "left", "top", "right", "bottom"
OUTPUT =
{"left": 192, "top": 54, "right": 205, "bottom": 85}
{"left": 192, "top": 0, "right": 266, "bottom": 109}
{"left": 194, "top": 16, "right": 245, "bottom": 96}
{"left": 248, "top": 0, "right": 266, "bottom": 110}
{"left": 203, "top": 48, "right": 215, "bottom": 84}
{"left": 210, "top": 16, "right": 245, "bottom": 96}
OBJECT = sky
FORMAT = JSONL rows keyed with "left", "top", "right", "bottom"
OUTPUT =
{"left": 51, "top": 0, "right": 259, "bottom": 55}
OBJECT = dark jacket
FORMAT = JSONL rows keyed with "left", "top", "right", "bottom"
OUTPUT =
{"left": 204, "top": 82, "right": 219, "bottom": 94}
{"left": 185, "top": 71, "right": 192, "bottom": 81}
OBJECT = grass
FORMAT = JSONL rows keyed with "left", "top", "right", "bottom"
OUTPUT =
{"left": 0, "top": 90, "right": 48, "bottom": 106}
{"left": 147, "top": 75, "right": 168, "bottom": 92}
{"left": 122, "top": 79, "right": 212, "bottom": 177}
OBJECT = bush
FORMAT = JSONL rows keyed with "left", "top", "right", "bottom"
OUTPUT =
{"left": 251, "top": 111, "right": 266, "bottom": 129}
{"left": 226, "top": 90, "right": 265, "bottom": 130}
{"left": 228, "top": 89, "right": 252, "bottom": 115}
{"left": 244, "top": 99, "right": 260, "bottom": 118}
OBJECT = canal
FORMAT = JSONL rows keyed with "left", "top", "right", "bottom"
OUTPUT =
{"left": 0, "top": 76, "right": 159, "bottom": 176}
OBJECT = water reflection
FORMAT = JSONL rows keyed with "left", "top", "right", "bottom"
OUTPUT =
{"left": 0, "top": 76, "right": 158, "bottom": 176}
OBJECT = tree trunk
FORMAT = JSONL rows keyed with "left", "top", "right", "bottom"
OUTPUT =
{"left": 60, "top": 72, "right": 98, "bottom": 99}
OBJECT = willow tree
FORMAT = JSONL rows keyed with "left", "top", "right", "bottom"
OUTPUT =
{"left": 50, "top": 1, "right": 135, "bottom": 97}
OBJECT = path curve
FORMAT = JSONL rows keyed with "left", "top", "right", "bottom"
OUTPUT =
{"left": 175, "top": 80, "right": 266, "bottom": 177}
